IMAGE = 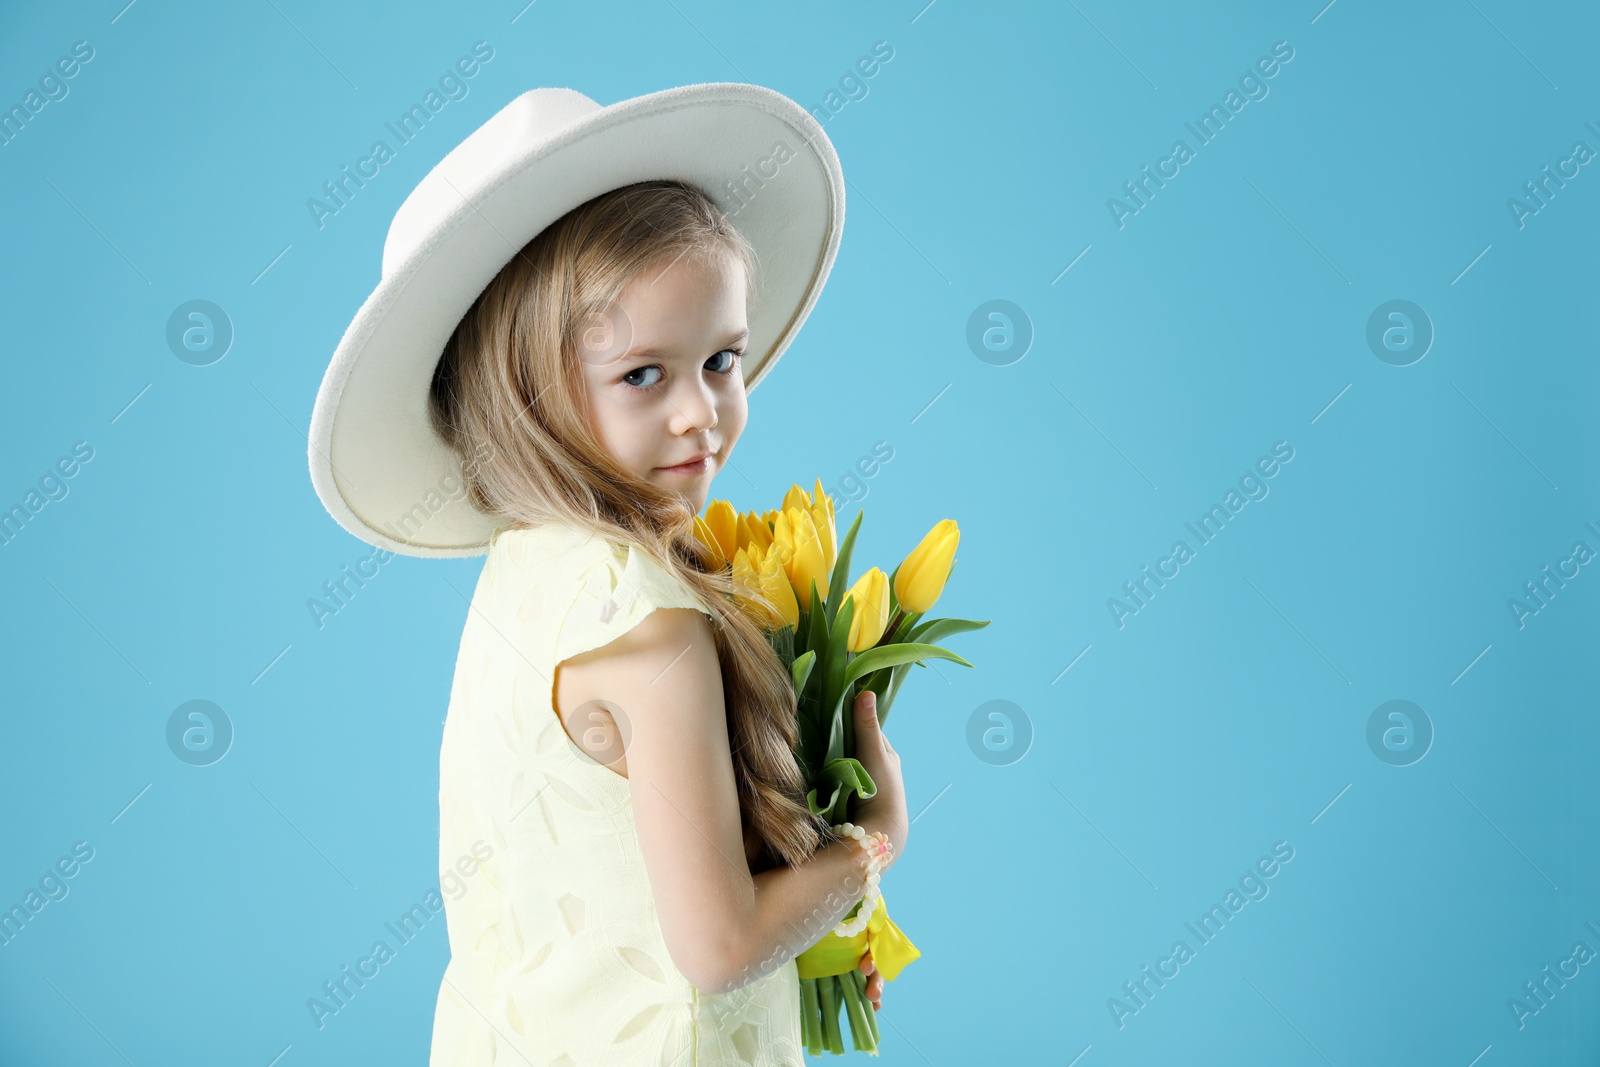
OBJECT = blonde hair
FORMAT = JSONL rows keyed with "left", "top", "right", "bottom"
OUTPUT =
{"left": 428, "top": 179, "right": 827, "bottom": 869}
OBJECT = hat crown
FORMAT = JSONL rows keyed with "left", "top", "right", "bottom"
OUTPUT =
{"left": 381, "top": 88, "right": 601, "bottom": 278}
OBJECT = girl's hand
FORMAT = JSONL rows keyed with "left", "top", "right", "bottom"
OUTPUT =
{"left": 859, "top": 950, "right": 884, "bottom": 1010}
{"left": 850, "top": 690, "right": 908, "bottom": 864}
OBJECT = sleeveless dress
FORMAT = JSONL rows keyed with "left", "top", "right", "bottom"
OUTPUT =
{"left": 429, "top": 521, "right": 805, "bottom": 1066}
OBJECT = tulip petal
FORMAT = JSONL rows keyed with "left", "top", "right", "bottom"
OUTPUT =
{"left": 893, "top": 520, "right": 960, "bottom": 614}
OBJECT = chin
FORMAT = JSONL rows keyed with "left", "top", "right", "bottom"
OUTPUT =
{"left": 645, "top": 474, "right": 702, "bottom": 507}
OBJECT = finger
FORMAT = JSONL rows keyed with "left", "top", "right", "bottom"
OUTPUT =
{"left": 856, "top": 690, "right": 879, "bottom": 731}
{"left": 857, "top": 950, "right": 874, "bottom": 974}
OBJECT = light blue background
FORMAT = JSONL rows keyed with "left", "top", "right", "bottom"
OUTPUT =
{"left": 2, "top": 0, "right": 1597, "bottom": 1063}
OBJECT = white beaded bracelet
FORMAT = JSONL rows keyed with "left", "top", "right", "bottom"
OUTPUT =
{"left": 830, "top": 822, "right": 894, "bottom": 938}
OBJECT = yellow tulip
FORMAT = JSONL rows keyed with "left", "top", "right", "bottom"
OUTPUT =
{"left": 730, "top": 547, "right": 770, "bottom": 627}
{"left": 894, "top": 519, "right": 959, "bottom": 614}
{"left": 731, "top": 544, "right": 799, "bottom": 630}
{"left": 808, "top": 494, "right": 837, "bottom": 576}
{"left": 758, "top": 546, "right": 799, "bottom": 630}
{"left": 842, "top": 567, "right": 891, "bottom": 652}
{"left": 772, "top": 507, "right": 829, "bottom": 611}
{"left": 813, "top": 504, "right": 836, "bottom": 577}
{"left": 739, "top": 510, "right": 773, "bottom": 552}
{"left": 700, "top": 499, "right": 739, "bottom": 564}
{"left": 692, "top": 515, "right": 726, "bottom": 570}
{"left": 777, "top": 479, "right": 837, "bottom": 577}
{"left": 782, "top": 483, "right": 813, "bottom": 515}
{"left": 817, "top": 477, "right": 836, "bottom": 523}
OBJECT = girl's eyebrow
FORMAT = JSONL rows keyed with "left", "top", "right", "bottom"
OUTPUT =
{"left": 621, "top": 328, "right": 749, "bottom": 364}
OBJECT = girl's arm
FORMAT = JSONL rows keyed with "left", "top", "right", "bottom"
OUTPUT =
{"left": 555, "top": 606, "right": 888, "bottom": 994}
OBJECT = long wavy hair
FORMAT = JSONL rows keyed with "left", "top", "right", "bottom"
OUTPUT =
{"left": 427, "top": 179, "right": 828, "bottom": 870}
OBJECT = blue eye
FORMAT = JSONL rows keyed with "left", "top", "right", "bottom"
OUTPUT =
{"left": 708, "top": 349, "right": 743, "bottom": 374}
{"left": 623, "top": 349, "right": 744, "bottom": 392}
{"left": 623, "top": 365, "right": 664, "bottom": 390}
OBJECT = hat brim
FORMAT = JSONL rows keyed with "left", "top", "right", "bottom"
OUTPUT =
{"left": 308, "top": 82, "right": 844, "bottom": 558}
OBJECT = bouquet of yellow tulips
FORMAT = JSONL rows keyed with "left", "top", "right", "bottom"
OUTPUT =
{"left": 693, "top": 481, "right": 989, "bottom": 1056}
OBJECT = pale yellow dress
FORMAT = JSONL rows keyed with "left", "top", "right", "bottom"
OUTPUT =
{"left": 429, "top": 521, "right": 804, "bottom": 1066}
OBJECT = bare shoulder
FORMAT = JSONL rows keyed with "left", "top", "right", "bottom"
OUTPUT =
{"left": 553, "top": 607, "right": 723, "bottom": 777}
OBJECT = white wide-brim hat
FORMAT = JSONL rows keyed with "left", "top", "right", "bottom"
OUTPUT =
{"left": 308, "top": 82, "right": 845, "bottom": 558}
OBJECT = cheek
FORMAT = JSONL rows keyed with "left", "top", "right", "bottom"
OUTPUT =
{"left": 723, "top": 387, "right": 749, "bottom": 440}
{"left": 587, "top": 392, "right": 650, "bottom": 465}
{"left": 585, "top": 395, "right": 617, "bottom": 448}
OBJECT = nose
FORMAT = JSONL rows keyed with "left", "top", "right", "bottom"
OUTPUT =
{"left": 667, "top": 374, "right": 719, "bottom": 437}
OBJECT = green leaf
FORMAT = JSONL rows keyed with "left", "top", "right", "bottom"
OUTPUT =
{"left": 908, "top": 616, "right": 991, "bottom": 645}
{"left": 843, "top": 641, "right": 973, "bottom": 689}
{"left": 850, "top": 603, "right": 918, "bottom": 693}
{"left": 826, "top": 510, "right": 866, "bottom": 628}
{"left": 867, "top": 620, "right": 985, "bottom": 721}
{"left": 804, "top": 786, "right": 828, "bottom": 817}
{"left": 890, "top": 609, "right": 924, "bottom": 646}
{"left": 822, "top": 595, "right": 857, "bottom": 764}
{"left": 805, "top": 574, "right": 829, "bottom": 664}
{"left": 807, "top": 757, "right": 878, "bottom": 823}
{"left": 766, "top": 622, "right": 796, "bottom": 668}
{"left": 796, "top": 716, "right": 820, "bottom": 775}
{"left": 790, "top": 649, "right": 816, "bottom": 695}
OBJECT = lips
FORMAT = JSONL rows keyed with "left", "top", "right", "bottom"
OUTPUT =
{"left": 658, "top": 451, "right": 713, "bottom": 471}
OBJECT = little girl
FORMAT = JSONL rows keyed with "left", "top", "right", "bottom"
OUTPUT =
{"left": 308, "top": 85, "right": 909, "bottom": 1065}
{"left": 424, "top": 176, "right": 912, "bottom": 1064}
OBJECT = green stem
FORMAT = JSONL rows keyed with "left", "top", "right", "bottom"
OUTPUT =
{"left": 841, "top": 678, "right": 855, "bottom": 766}
{"left": 799, "top": 976, "right": 823, "bottom": 1054}
{"left": 817, "top": 974, "right": 844, "bottom": 1053}
{"left": 870, "top": 609, "right": 913, "bottom": 654}
{"left": 839, "top": 970, "right": 876, "bottom": 1052}
{"left": 846, "top": 968, "right": 881, "bottom": 1047}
